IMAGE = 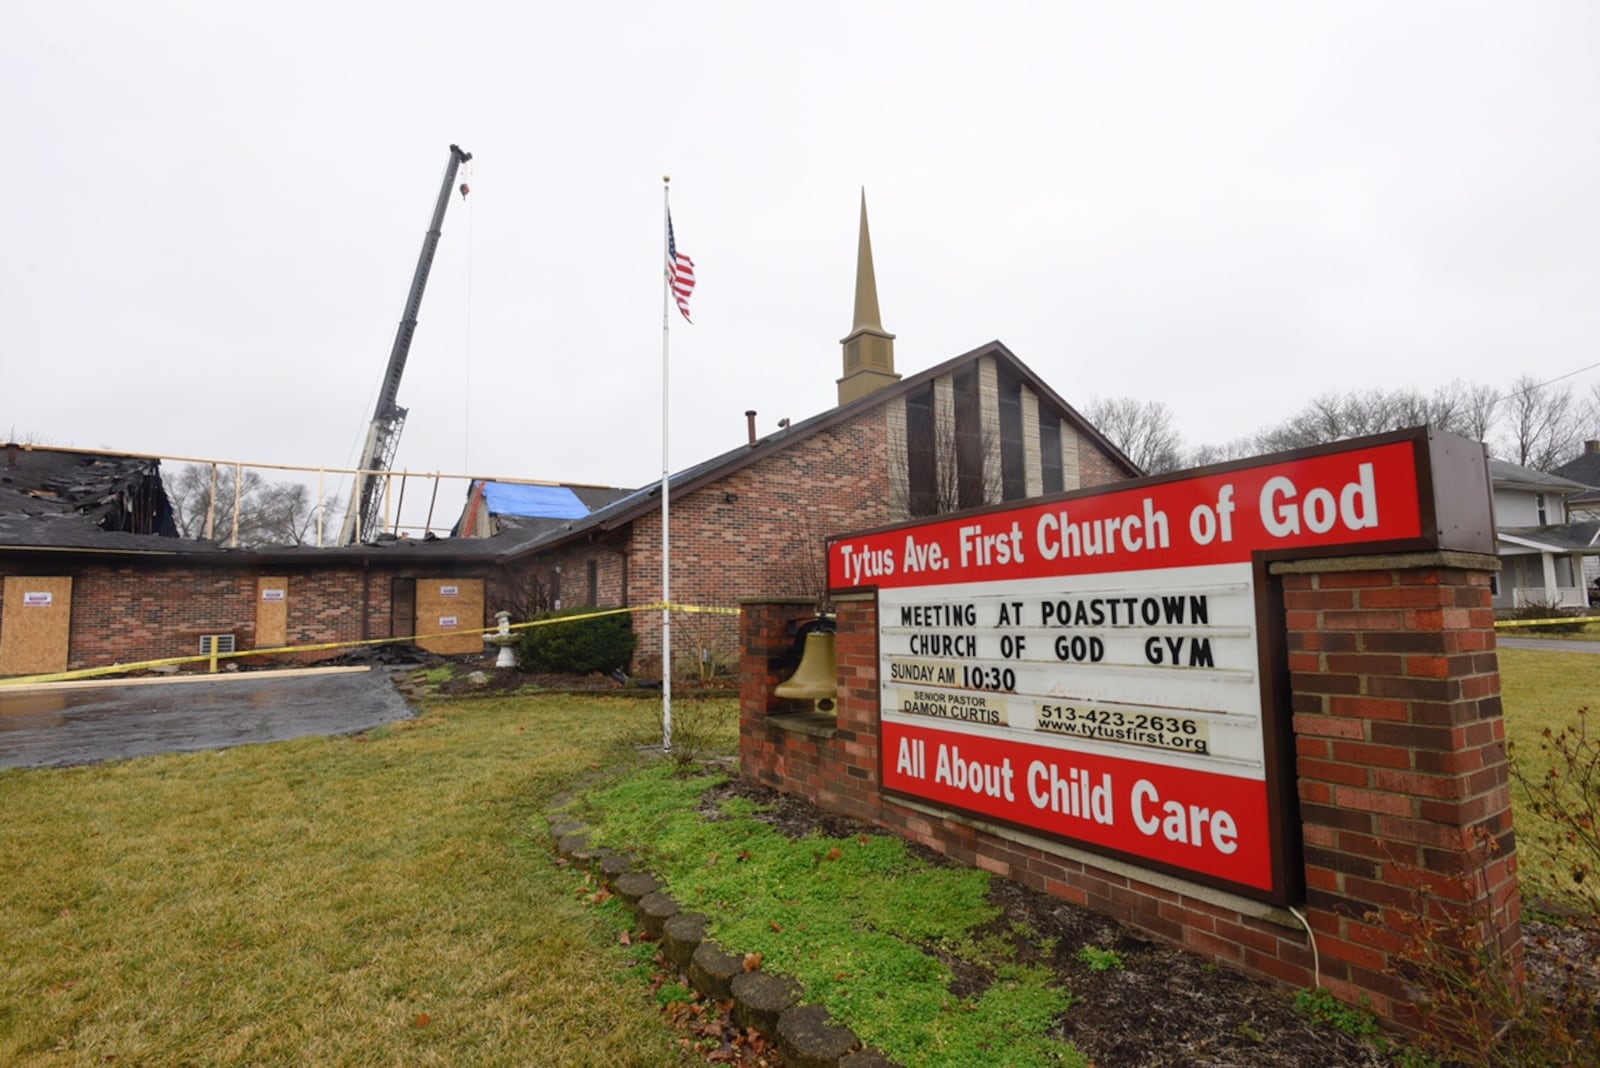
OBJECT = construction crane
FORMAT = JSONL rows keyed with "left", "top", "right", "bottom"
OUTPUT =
{"left": 340, "top": 143, "right": 472, "bottom": 545}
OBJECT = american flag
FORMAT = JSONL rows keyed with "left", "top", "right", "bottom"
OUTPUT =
{"left": 667, "top": 211, "right": 695, "bottom": 323}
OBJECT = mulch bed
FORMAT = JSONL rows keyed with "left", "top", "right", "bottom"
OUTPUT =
{"left": 689, "top": 777, "right": 1599, "bottom": 1068}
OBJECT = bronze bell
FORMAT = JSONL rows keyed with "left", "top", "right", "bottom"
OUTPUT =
{"left": 774, "top": 631, "right": 838, "bottom": 711}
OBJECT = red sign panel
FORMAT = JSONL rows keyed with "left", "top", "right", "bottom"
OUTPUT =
{"left": 830, "top": 433, "right": 1440, "bottom": 904}
{"left": 831, "top": 440, "right": 1423, "bottom": 590}
{"left": 885, "top": 720, "right": 1273, "bottom": 891}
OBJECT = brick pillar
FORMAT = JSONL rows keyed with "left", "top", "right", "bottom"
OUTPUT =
{"left": 738, "top": 595, "right": 880, "bottom": 822}
{"left": 738, "top": 598, "right": 816, "bottom": 718}
{"left": 834, "top": 594, "right": 878, "bottom": 740}
{"left": 1275, "top": 551, "right": 1517, "bottom": 1035}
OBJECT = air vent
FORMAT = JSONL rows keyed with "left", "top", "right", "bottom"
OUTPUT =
{"left": 199, "top": 634, "right": 236, "bottom": 656}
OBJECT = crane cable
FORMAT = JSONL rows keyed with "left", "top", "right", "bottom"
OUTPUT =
{"left": 462, "top": 156, "right": 475, "bottom": 479}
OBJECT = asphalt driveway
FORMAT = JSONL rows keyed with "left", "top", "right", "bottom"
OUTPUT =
{"left": 0, "top": 668, "right": 416, "bottom": 769}
{"left": 1497, "top": 636, "right": 1600, "bottom": 654}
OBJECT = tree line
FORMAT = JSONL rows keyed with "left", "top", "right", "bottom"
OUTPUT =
{"left": 1089, "top": 375, "right": 1600, "bottom": 476}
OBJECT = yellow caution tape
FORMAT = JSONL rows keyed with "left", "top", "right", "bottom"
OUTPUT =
{"left": 0, "top": 601, "right": 738, "bottom": 687}
{"left": 1495, "top": 614, "right": 1600, "bottom": 630}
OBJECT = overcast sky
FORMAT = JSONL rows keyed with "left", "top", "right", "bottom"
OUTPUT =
{"left": 5, "top": 3, "right": 1599, "bottom": 525}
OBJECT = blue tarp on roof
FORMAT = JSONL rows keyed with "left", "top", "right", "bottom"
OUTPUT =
{"left": 481, "top": 482, "right": 591, "bottom": 520}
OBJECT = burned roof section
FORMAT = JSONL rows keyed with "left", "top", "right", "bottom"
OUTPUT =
{"left": 0, "top": 443, "right": 179, "bottom": 546}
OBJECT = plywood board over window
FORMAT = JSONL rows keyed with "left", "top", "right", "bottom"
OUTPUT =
{"left": 0, "top": 576, "right": 73, "bottom": 676}
{"left": 256, "top": 576, "right": 288, "bottom": 648}
{"left": 415, "top": 578, "right": 484, "bottom": 655}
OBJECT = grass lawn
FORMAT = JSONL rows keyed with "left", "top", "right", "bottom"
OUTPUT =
{"left": 0, "top": 694, "right": 700, "bottom": 1067}
{"left": 1498, "top": 646, "right": 1600, "bottom": 910}
{"left": 0, "top": 646, "right": 1593, "bottom": 1065}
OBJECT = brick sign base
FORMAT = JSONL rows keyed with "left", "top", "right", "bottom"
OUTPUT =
{"left": 739, "top": 549, "right": 1518, "bottom": 1040}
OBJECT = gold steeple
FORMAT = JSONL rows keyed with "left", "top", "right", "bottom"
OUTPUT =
{"left": 838, "top": 189, "right": 899, "bottom": 405}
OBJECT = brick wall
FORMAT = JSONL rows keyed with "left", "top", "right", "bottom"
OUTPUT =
{"left": 614, "top": 410, "right": 897, "bottom": 676}
{"left": 0, "top": 558, "right": 497, "bottom": 674}
{"left": 513, "top": 395, "right": 1133, "bottom": 678}
{"left": 739, "top": 549, "right": 1517, "bottom": 1041}
{"left": 1078, "top": 439, "right": 1131, "bottom": 487}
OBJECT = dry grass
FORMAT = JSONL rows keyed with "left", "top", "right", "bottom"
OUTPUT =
{"left": 0, "top": 695, "right": 710, "bottom": 1066}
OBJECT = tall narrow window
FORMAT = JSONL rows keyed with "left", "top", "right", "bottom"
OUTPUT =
{"left": 1040, "top": 418, "right": 1063, "bottom": 496}
{"left": 905, "top": 384, "right": 937, "bottom": 515}
{"left": 998, "top": 371, "right": 1025, "bottom": 501}
{"left": 1536, "top": 493, "right": 1548, "bottom": 524}
{"left": 953, "top": 369, "right": 984, "bottom": 510}
{"left": 587, "top": 560, "right": 598, "bottom": 605}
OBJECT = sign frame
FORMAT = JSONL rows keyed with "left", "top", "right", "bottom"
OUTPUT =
{"left": 826, "top": 427, "right": 1492, "bottom": 905}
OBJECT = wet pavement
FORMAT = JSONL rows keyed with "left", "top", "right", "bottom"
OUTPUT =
{"left": 1498, "top": 636, "right": 1600, "bottom": 654}
{"left": 0, "top": 668, "right": 416, "bottom": 769}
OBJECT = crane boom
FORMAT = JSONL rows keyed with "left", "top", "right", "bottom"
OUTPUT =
{"left": 340, "top": 143, "right": 472, "bottom": 545}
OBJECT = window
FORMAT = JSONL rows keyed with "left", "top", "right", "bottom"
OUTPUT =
{"left": 587, "top": 560, "right": 598, "bottom": 605}
{"left": 550, "top": 566, "right": 562, "bottom": 611}
{"left": 953, "top": 368, "right": 984, "bottom": 510}
{"left": 998, "top": 371, "right": 1025, "bottom": 501}
{"left": 905, "top": 383, "right": 938, "bottom": 515}
{"left": 1040, "top": 418, "right": 1063, "bottom": 495}
{"left": 1536, "top": 493, "right": 1548, "bottom": 524}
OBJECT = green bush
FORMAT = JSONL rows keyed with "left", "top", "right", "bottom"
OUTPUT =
{"left": 1503, "top": 600, "right": 1588, "bottom": 634}
{"left": 518, "top": 609, "right": 637, "bottom": 674}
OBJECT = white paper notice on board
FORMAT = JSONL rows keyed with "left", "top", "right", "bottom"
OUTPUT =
{"left": 441, "top": 585, "right": 460, "bottom": 597}
{"left": 439, "top": 616, "right": 459, "bottom": 628}
{"left": 261, "top": 589, "right": 286, "bottom": 602}
{"left": 23, "top": 591, "right": 53, "bottom": 607}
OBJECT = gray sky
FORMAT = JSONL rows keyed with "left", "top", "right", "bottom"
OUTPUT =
{"left": 6, "top": 3, "right": 1599, "bottom": 511}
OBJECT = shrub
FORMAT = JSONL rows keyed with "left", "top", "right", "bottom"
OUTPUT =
{"left": 1503, "top": 601, "right": 1588, "bottom": 634}
{"left": 1511, "top": 707, "right": 1600, "bottom": 918}
{"left": 518, "top": 608, "right": 637, "bottom": 674}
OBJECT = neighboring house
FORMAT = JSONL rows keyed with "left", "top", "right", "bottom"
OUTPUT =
{"left": 1490, "top": 458, "right": 1600, "bottom": 611}
{"left": 453, "top": 481, "right": 635, "bottom": 545}
{"left": 1553, "top": 439, "right": 1600, "bottom": 588}
{"left": 468, "top": 198, "right": 1139, "bottom": 674}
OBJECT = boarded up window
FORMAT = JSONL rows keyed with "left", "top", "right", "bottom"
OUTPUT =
{"left": 0, "top": 576, "right": 73, "bottom": 676}
{"left": 415, "top": 579, "right": 484, "bottom": 655}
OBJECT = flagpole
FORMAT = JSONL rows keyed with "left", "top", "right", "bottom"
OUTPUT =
{"left": 660, "top": 176, "right": 673, "bottom": 753}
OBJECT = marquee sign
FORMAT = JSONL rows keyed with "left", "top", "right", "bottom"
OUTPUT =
{"left": 827, "top": 428, "right": 1490, "bottom": 903}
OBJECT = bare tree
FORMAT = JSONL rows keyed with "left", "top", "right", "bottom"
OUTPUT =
{"left": 1453, "top": 380, "right": 1502, "bottom": 443}
{"left": 167, "top": 464, "right": 340, "bottom": 547}
{"left": 495, "top": 564, "right": 552, "bottom": 621}
{"left": 1494, "top": 375, "right": 1585, "bottom": 471}
{"left": 1583, "top": 382, "right": 1600, "bottom": 448}
{"left": 1253, "top": 382, "right": 1503, "bottom": 454}
{"left": 1085, "top": 397, "right": 1185, "bottom": 474}
{"left": 1185, "top": 438, "right": 1262, "bottom": 468}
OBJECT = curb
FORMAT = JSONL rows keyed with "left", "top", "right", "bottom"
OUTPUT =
{"left": 549, "top": 811, "right": 901, "bottom": 1067}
